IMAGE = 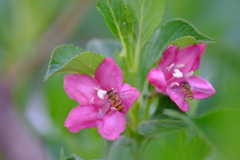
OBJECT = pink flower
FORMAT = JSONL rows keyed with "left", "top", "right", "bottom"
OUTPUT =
{"left": 147, "top": 44, "right": 215, "bottom": 112}
{"left": 63, "top": 57, "right": 139, "bottom": 140}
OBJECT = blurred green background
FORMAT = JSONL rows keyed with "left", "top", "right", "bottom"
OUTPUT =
{"left": 0, "top": 0, "right": 239, "bottom": 160}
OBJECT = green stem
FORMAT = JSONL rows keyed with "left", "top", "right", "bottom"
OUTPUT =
{"left": 133, "top": 138, "right": 143, "bottom": 160}
{"left": 143, "top": 83, "right": 157, "bottom": 120}
{"left": 128, "top": 106, "right": 138, "bottom": 129}
{"left": 133, "top": 0, "right": 145, "bottom": 74}
{"left": 144, "top": 98, "right": 152, "bottom": 120}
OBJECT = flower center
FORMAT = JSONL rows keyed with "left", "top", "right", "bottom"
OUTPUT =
{"left": 97, "top": 89, "right": 107, "bottom": 99}
{"left": 95, "top": 88, "right": 107, "bottom": 99}
{"left": 172, "top": 69, "right": 183, "bottom": 78}
{"left": 165, "top": 63, "right": 195, "bottom": 90}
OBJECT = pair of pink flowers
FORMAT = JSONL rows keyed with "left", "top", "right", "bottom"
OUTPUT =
{"left": 64, "top": 44, "right": 215, "bottom": 140}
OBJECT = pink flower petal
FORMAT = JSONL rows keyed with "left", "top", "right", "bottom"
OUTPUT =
{"left": 176, "top": 44, "right": 206, "bottom": 73}
{"left": 64, "top": 105, "right": 99, "bottom": 133}
{"left": 187, "top": 75, "right": 216, "bottom": 99}
{"left": 97, "top": 111, "right": 126, "bottom": 140}
{"left": 64, "top": 74, "right": 101, "bottom": 105}
{"left": 147, "top": 68, "right": 167, "bottom": 93}
{"left": 166, "top": 88, "right": 189, "bottom": 112}
{"left": 159, "top": 45, "right": 178, "bottom": 70}
{"left": 118, "top": 83, "right": 140, "bottom": 114}
{"left": 95, "top": 57, "right": 124, "bottom": 91}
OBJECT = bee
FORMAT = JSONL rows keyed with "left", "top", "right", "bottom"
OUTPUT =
{"left": 107, "top": 89, "right": 124, "bottom": 113}
{"left": 99, "top": 88, "right": 137, "bottom": 115}
{"left": 182, "top": 82, "right": 194, "bottom": 100}
{"left": 172, "top": 81, "right": 213, "bottom": 101}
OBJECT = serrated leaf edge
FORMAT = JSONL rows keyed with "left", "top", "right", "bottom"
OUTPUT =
{"left": 163, "top": 18, "right": 218, "bottom": 44}
{"left": 44, "top": 44, "right": 83, "bottom": 82}
{"left": 44, "top": 46, "right": 104, "bottom": 82}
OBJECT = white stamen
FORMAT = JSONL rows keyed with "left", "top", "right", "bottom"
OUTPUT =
{"left": 172, "top": 69, "right": 183, "bottom": 78}
{"left": 170, "top": 82, "right": 179, "bottom": 87}
{"left": 186, "top": 71, "right": 194, "bottom": 78}
{"left": 175, "top": 64, "right": 185, "bottom": 68}
{"left": 90, "top": 98, "right": 94, "bottom": 104}
{"left": 166, "top": 63, "right": 174, "bottom": 71}
{"left": 97, "top": 89, "right": 107, "bottom": 99}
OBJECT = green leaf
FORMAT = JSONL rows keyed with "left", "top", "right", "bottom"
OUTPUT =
{"left": 172, "top": 36, "right": 199, "bottom": 49}
{"left": 97, "top": 0, "right": 129, "bottom": 40}
{"left": 97, "top": 0, "right": 166, "bottom": 63}
{"left": 126, "top": 0, "right": 166, "bottom": 46}
{"left": 147, "top": 18, "right": 216, "bottom": 52}
{"left": 105, "top": 136, "right": 132, "bottom": 157}
{"left": 190, "top": 109, "right": 240, "bottom": 159}
{"left": 97, "top": 0, "right": 165, "bottom": 43}
{"left": 184, "top": 135, "right": 211, "bottom": 160}
{"left": 143, "top": 18, "right": 217, "bottom": 63}
{"left": 44, "top": 45, "right": 105, "bottom": 82}
{"left": 138, "top": 119, "right": 188, "bottom": 136}
{"left": 139, "top": 19, "right": 217, "bottom": 89}
{"left": 164, "top": 109, "right": 240, "bottom": 159}
{"left": 140, "top": 94, "right": 189, "bottom": 136}
{"left": 86, "top": 38, "right": 122, "bottom": 57}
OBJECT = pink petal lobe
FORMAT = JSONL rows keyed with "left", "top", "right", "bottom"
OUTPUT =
{"left": 118, "top": 83, "right": 140, "bottom": 114}
{"left": 187, "top": 75, "right": 216, "bottom": 99}
{"left": 147, "top": 68, "right": 167, "bottom": 93}
{"left": 64, "top": 105, "right": 99, "bottom": 133}
{"left": 176, "top": 44, "right": 206, "bottom": 73}
{"left": 64, "top": 74, "right": 100, "bottom": 105}
{"left": 95, "top": 57, "right": 124, "bottom": 91}
{"left": 166, "top": 88, "right": 189, "bottom": 112}
{"left": 97, "top": 111, "right": 126, "bottom": 140}
{"left": 159, "top": 45, "right": 178, "bottom": 70}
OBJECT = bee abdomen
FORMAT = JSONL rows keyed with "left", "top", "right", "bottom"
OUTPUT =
{"left": 113, "top": 100, "right": 124, "bottom": 112}
{"left": 107, "top": 90, "right": 124, "bottom": 113}
{"left": 186, "top": 92, "right": 193, "bottom": 100}
{"left": 119, "top": 107, "right": 124, "bottom": 112}
{"left": 113, "top": 100, "right": 121, "bottom": 106}
{"left": 116, "top": 104, "right": 124, "bottom": 112}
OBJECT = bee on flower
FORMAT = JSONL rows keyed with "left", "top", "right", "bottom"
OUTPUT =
{"left": 147, "top": 44, "right": 216, "bottom": 112}
{"left": 63, "top": 57, "right": 139, "bottom": 140}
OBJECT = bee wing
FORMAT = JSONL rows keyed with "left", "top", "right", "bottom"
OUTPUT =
{"left": 171, "top": 86, "right": 185, "bottom": 94}
{"left": 99, "top": 100, "right": 111, "bottom": 116}
{"left": 171, "top": 86, "right": 187, "bottom": 100}
{"left": 171, "top": 86, "right": 213, "bottom": 100}
{"left": 192, "top": 87, "right": 214, "bottom": 94}
{"left": 118, "top": 89, "right": 137, "bottom": 99}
